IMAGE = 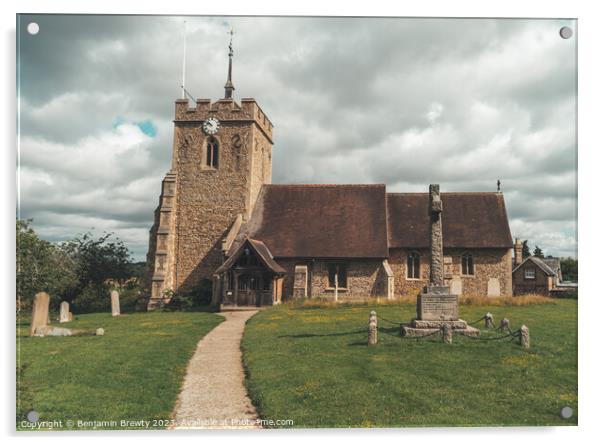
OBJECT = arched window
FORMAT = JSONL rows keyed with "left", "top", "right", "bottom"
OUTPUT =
{"left": 206, "top": 137, "right": 219, "bottom": 168}
{"left": 462, "top": 252, "right": 474, "bottom": 276}
{"left": 407, "top": 252, "right": 421, "bottom": 279}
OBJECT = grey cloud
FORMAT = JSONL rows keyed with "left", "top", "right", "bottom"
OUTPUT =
{"left": 18, "top": 15, "right": 577, "bottom": 260}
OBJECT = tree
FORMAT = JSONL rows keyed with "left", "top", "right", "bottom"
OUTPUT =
{"left": 16, "top": 219, "right": 77, "bottom": 309}
{"left": 560, "top": 257, "right": 578, "bottom": 282}
{"left": 522, "top": 240, "right": 532, "bottom": 258}
{"left": 533, "top": 246, "right": 544, "bottom": 258}
{"left": 62, "top": 232, "right": 134, "bottom": 303}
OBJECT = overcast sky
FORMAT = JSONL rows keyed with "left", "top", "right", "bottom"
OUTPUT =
{"left": 17, "top": 15, "right": 577, "bottom": 261}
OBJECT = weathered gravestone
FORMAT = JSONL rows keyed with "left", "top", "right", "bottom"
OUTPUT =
{"left": 402, "top": 185, "right": 479, "bottom": 337}
{"left": 111, "top": 290, "right": 120, "bottom": 316}
{"left": 59, "top": 301, "right": 70, "bottom": 323}
{"left": 29, "top": 292, "right": 50, "bottom": 337}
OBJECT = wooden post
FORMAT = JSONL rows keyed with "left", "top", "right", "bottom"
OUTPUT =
{"left": 334, "top": 271, "right": 338, "bottom": 302}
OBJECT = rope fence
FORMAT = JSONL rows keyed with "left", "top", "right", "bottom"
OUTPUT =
{"left": 370, "top": 311, "right": 526, "bottom": 345}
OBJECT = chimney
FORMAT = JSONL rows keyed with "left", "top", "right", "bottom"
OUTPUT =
{"left": 514, "top": 238, "right": 523, "bottom": 266}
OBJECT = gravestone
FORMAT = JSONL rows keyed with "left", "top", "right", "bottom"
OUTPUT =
{"left": 402, "top": 185, "right": 479, "bottom": 337}
{"left": 450, "top": 277, "right": 462, "bottom": 296}
{"left": 30, "top": 292, "right": 50, "bottom": 337}
{"left": 59, "top": 301, "right": 70, "bottom": 323}
{"left": 68, "top": 312, "right": 73, "bottom": 322}
{"left": 111, "top": 290, "right": 120, "bottom": 316}
{"left": 487, "top": 278, "right": 501, "bottom": 297}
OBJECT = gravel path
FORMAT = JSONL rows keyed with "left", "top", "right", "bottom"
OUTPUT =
{"left": 172, "top": 310, "right": 260, "bottom": 429}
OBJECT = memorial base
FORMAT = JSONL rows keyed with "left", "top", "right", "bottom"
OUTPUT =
{"left": 401, "top": 320, "right": 480, "bottom": 338}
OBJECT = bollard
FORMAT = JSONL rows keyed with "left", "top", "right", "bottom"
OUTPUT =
{"left": 500, "top": 318, "right": 510, "bottom": 333}
{"left": 442, "top": 324, "right": 453, "bottom": 344}
{"left": 369, "top": 310, "right": 377, "bottom": 325}
{"left": 368, "top": 320, "right": 378, "bottom": 345}
{"left": 520, "top": 325, "right": 530, "bottom": 349}
{"left": 485, "top": 312, "right": 494, "bottom": 329}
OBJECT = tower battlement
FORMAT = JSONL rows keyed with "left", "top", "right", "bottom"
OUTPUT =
{"left": 175, "top": 97, "right": 273, "bottom": 142}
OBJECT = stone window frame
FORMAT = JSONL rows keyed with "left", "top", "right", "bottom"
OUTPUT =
{"left": 406, "top": 251, "right": 421, "bottom": 280}
{"left": 203, "top": 135, "right": 220, "bottom": 170}
{"left": 524, "top": 267, "right": 536, "bottom": 280}
{"left": 461, "top": 252, "right": 475, "bottom": 277}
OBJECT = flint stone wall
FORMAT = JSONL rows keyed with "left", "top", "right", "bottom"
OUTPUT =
{"left": 389, "top": 247, "right": 513, "bottom": 298}
{"left": 277, "top": 259, "right": 390, "bottom": 300}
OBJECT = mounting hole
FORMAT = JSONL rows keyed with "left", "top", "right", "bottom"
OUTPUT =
{"left": 560, "top": 406, "right": 573, "bottom": 419}
{"left": 27, "top": 22, "right": 39, "bottom": 35}
{"left": 559, "top": 26, "right": 573, "bottom": 39}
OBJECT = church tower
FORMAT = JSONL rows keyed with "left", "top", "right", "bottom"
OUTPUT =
{"left": 145, "top": 35, "right": 274, "bottom": 310}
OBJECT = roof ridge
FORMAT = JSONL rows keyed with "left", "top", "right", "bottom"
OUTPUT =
{"left": 267, "top": 183, "right": 386, "bottom": 188}
{"left": 387, "top": 192, "right": 502, "bottom": 196}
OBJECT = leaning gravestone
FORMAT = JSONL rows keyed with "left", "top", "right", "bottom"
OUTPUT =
{"left": 111, "top": 290, "right": 120, "bottom": 316}
{"left": 29, "top": 292, "right": 50, "bottom": 337}
{"left": 59, "top": 301, "right": 70, "bottom": 323}
{"left": 402, "top": 185, "right": 479, "bottom": 337}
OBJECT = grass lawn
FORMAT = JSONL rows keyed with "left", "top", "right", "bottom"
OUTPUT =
{"left": 17, "top": 311, "right": 223, "bottom": 430}
{"left": 242, "top": 300, "right": 577, "bottom": 428}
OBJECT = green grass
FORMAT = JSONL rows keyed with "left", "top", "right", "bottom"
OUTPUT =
{"left": 242, "top": 300, "right": 577, "bottom": 428}
{"left": 17, "top": 311, "right": 223, "bottom": 430}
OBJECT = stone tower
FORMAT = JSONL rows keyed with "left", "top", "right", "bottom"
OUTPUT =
{"left": 144, "top": 39, "right": 274, "bottom": 310}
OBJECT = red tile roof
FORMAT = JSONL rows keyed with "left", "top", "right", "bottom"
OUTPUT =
{"left": 231, "top": 186, "right": 513, "bottom": 260}
{"left": 387, "top": 192, "right": 513, "bottom": 249}
{"left": 241, "top": 184, "right": 390, "bottom": 258}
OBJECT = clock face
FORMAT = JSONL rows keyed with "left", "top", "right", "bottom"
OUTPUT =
{"left": 202, "top": 117, "right": 220, "bottom": 135}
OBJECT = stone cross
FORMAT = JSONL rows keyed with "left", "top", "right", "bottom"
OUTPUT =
{"left": 29, "top": 292, "right": 50, "bottom": 337}
{"left": 59, "top": 301, "right": 70, "bottom": 323}
{"left": 428, "top": 184, "right": 444, "bottom": 287}
{"left": 111, "top": 290, "right": 120, "bottom": 316}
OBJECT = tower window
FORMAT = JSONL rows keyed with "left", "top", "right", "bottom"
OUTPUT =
{"left": 407, "top": 252, "right": 421, "bottom": 279}
{"left": 461, "top": 252, "right": 474, "bottom": 276}
{"left": 206, "top": 137, "right": 219, "bottom": 168}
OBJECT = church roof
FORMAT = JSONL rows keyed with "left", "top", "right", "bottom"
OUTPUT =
{"left": 230, "top": 185, "right": 513, "bottom": 260}
{"left": 387, "top": 192, "right": 514, "bottom": 249}
{"left": 237, "top": 184, "right": 390, "bottom": 258}
{"left": 215, "top": 238, "right": 286, "bottom": 274}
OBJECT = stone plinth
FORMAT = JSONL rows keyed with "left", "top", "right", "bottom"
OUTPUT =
{"left": 417, "top": 290, "right": 459, "bottom": 321}
{"left": 401, "top": 286, "right": 480, "bottom": 338}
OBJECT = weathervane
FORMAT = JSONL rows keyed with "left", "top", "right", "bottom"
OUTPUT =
{"left": 497, "top": 179, "right": 501, "bottom": 193}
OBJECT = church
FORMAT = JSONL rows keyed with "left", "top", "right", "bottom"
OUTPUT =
{"left": 143, "top": 41, "right": 514, "bottom": 310}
